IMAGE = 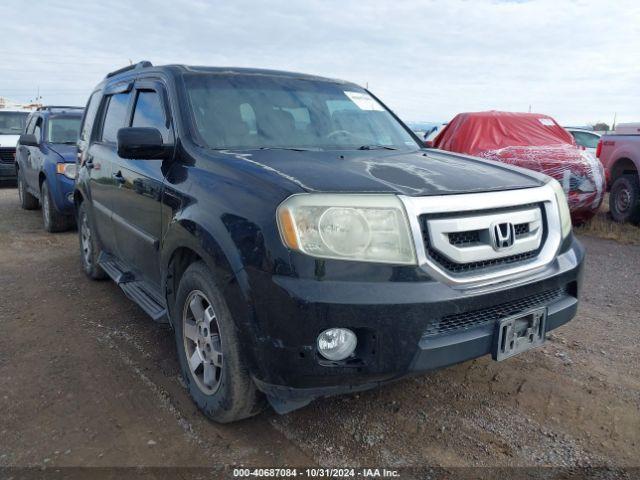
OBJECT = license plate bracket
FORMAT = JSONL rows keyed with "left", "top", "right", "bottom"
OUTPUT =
{"left": 493, "top": 307, "right": 547, "bottom": 361}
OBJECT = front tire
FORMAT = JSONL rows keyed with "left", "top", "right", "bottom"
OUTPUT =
{"left": 17, "top": 169, "right": 38, "bottom": 210}
{"left": 173, "top": 261, "right": 264, "bottom": 423}
{"left": 42, "top": 181, "right": 72, "bottom": 232}
{"left": 609, "top": 175, "right": 640, "bottom": 224}
{"left": 77, "top": 201, "right": 108, "bottom": 280}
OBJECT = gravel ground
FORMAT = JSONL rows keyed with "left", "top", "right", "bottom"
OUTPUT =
{"left": 0, "top": 185, "right": 638, "bottom": 472}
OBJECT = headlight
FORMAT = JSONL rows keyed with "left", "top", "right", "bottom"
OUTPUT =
{"left": 56, "top": 163, "right": 77, "bottom": 180}
{"left": 277, "top": 194, "right": 416, "bottom": 264}
{"left": 548, "top": 178, "right": 572, "bottom": 238}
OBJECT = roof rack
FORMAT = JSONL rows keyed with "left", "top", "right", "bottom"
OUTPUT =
{"left": 36, "top": 105, "right": 84, "bottom": 112}
{"left": 105, "top": 61, "right": 153, "bottom": 79}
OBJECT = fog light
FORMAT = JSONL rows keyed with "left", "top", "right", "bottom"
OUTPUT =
{"left": 317, "top": 328, "right": 357, "bottom": 361}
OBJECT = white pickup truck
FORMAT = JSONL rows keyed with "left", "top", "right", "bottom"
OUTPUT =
{"left": 0, "top": 101, "right": 34, "bottom": 181}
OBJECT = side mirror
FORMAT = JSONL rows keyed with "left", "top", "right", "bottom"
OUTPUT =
{"left": 424, "top": 140, "right": 434, "bottom": 148}
{"left": 117, "top": 127, "right": 169, "bottom": 160}
{"left": 19, "top": 133, "right": 39, "bottom": 147}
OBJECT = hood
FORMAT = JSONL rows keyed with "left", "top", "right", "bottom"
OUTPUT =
{"left": 216, "top": 148, "right": 545, "bottom": 196}
{"left": 48, "top": 144, "right": 78, "bottom": 163}
{"left": 0, "top": 135, "right": 20, "bottom": 148}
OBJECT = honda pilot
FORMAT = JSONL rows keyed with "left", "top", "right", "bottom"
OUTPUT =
{"left": 75, "top": 62, "right": 584, "bottom": 422}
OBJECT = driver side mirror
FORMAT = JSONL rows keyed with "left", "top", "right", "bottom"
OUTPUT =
{"left": 424, "top": 140, "right": 434, "bottom": 148}
{"left": 19, "top": 133, "right": 39, "bottom": 147}
{"left": 117, "top": 127, "right": 170, "bottom": 160}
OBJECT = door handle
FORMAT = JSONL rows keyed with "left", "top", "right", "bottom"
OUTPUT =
{"left": 112, "top": 171, "right": 126, "bottom": 184}
{"left": 84, "top": 155, "right": 94, "bottom": 170}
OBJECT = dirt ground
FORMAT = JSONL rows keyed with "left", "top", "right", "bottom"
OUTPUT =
{"left": 0, "top": 184, "right": 638, "bottom": 471}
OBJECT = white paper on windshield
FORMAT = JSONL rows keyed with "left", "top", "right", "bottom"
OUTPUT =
{"left": 344, "top": 91, "right": 384, "bottom": 111}
{"left": 539, "top": 118, "right": 555, "bottom": 126}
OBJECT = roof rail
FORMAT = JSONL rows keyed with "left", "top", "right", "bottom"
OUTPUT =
{"left": 36, "top": 105, "right": 84, "bottom": 112}
{"left": 105, "top": 61, "right": 153, "bottom": 79}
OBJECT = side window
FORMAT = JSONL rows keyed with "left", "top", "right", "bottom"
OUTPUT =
{"left": 33, "top": 118, "right": 43, "bottom": 141}
{"left": 99, "top": 92, "right": 132, "bottom": 143}
{"left": 131, "top": 90, "right": 172, "bottom": 143}
{"left": 80, "top": 91, "right": 101, "bottom": 143}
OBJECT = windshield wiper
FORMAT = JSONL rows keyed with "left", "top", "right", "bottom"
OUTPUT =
{"left": 257, "top": 146, "right": 317, "bottom": 152}
{"left": 357, "top": 145, "right": 397, "bottom": 150}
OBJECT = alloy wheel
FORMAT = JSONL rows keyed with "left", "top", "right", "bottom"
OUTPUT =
{"left": 182, "top": 290, "right": 223, "bottom": 395}
{"left": 80, "top": 212, "right": 92, "bottom": 267}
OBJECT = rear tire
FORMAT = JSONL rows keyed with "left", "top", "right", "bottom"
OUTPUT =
{"left": 17, "top": 169, "right": 38, "bottom": 210}
{"left": 77, "top": 201, "right": 108, "bottom": 280}
{"left": 42, "top": 181, "right": 72, "bottom": 232}
{"left": 173, "top": 261, "right": 265, "bottom": 423}
{"left": 609, "top": 175, "right": 640, "bottom": 224}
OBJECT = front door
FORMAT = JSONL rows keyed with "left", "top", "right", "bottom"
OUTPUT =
{"left": 87, "top": 89, "right": 134, "bottom": 255}
{"left": 110, "top": 83, "right": 175, "bottom": 286}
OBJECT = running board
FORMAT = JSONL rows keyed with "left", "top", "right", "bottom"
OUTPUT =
{"left": 120, "top": 282, "right": 168, "bottom": 323}
{"left": 98, "top": 252, "right": 168, "bottom": 323}
{"left": 98, "top": 252, "right": 134, "bottom": 284}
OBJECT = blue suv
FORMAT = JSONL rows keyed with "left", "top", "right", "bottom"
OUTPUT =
{"left": 16, "top": 106, "right": 84, "bottom": 232}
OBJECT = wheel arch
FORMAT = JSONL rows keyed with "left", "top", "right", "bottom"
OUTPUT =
{"left": 610, "top": 157, "right": 638, "bottom": 184}
{"left": 162, "top": 219, "right": 254, "bottom": 333}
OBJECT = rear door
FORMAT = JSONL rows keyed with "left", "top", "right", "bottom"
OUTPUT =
{"left": 86, "top": 86, "right": 134, "bottom": 255}
{"left": 110, "top": 80, "right": 175, "bottom": 285}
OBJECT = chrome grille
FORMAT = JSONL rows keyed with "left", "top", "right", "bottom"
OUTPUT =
{"left": 0, "top": 148, "right": 15, "bottom": 164}
{"left": 418, "top": 204, "right": 544, "bottom": 274}
{"left": 423, "top": 287, "right": 566, "bottom": 337}
{"left": 424, "top": 243, "right": 538, "bottom": 274}
{"left": 399, "top": 185, "right": 563, "bottom": 288}
{"left": 515, "top": 223, "right": 530, "bottom": 237}
{"left": 448, "top": 229, "right": 481, "bottom": 246}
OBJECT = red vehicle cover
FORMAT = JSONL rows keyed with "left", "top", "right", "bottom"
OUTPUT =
{"left": 433, "top": 111, "right": 604, "bottom": 223}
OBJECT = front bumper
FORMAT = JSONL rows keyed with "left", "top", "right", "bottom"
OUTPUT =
{"left": 50, "top": 173, "right": 76, "bottom": 216}
{"left": 249, "top": 235, "right": 584, "bottom": 412}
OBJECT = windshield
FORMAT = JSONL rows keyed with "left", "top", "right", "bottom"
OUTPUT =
{"left": 46, "top": 116, "right": 82, "bottom": 144}
{"left": 0, "top": 111, "right": 29, "bottom": 135}
{"left": 571, "top": 131, "right": 600, "bottom": 149}
{"left": 183, "top": 73, "right": 419, "bottom": 151}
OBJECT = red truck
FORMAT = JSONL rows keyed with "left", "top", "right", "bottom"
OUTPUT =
{"left": 597, "top": 123, "right": 640, "bottom": 223}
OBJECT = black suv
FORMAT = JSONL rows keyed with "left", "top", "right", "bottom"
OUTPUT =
{"left": 75, "top": 61, "right": 584, "bottom": 422}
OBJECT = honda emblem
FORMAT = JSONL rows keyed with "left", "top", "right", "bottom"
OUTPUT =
{"left": 490, "top": 222, "right": 515, "bottom": 251}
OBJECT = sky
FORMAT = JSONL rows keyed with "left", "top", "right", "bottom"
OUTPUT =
{"left": 1, "top": 0, "right": 638, "bottom": 126}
